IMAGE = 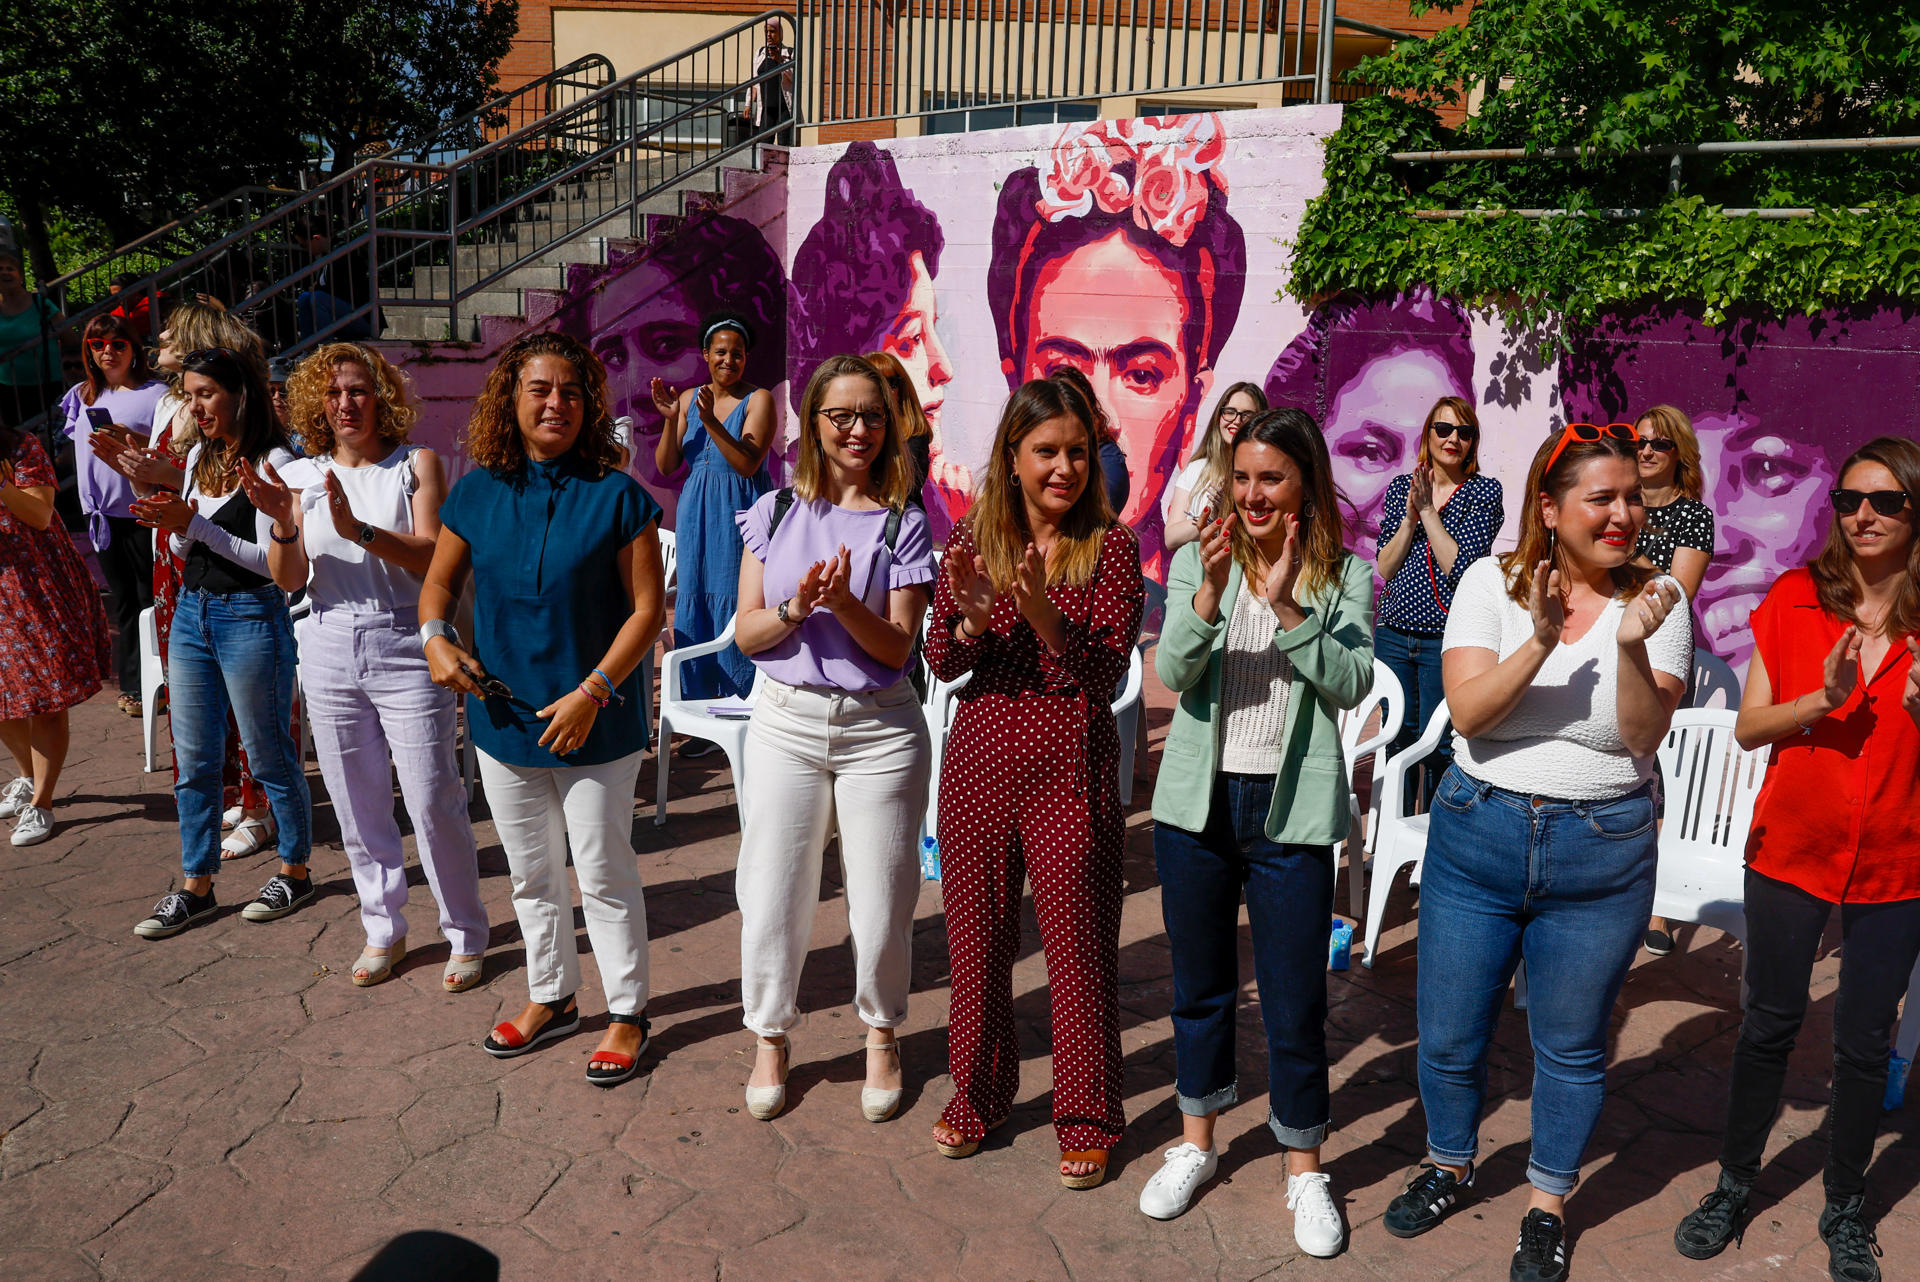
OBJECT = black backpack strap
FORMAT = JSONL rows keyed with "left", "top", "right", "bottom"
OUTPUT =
{"left": 767, "top": 487, "right": 796, "bottom": 540}
{"left": 883, "top": 506, "right": 902, "bottom": 551}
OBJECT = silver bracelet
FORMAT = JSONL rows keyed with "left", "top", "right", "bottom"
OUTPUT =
{"left": 419, "top": 618, "right": 462, "bottom": 649}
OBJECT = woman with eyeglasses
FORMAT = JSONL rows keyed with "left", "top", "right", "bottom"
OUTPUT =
{"left": 421, "top": 331, "right": 666, "bottom": 1087}
{"left": 1385, "top": 421, "right": 1689, "bottom": 1282}
{"left": 926, "top": 377, "right": 1143, "bottom": 1191}
{"left": 129, "top": 347, "right": 314, "bottom": 939}
{"left": 59, "top": 314, "right": 168, "bottom": 719}
{"left": 1165, "top": 383, "right": 1268, "bottom": 553}
{"left": 236, "top": 343, "right": 488, "bottom": 992}
{"left": 649, "top": 311, "right": 774, "bottom": 708}
{"left": 1673, "top": 437, "right": 1920, "bottom": 1282}
{"left": 1372, "top": 396, "right": 1505, "bottom": 807}
{"left": 730, "top": 354, "right": 934, "bottom": 1123}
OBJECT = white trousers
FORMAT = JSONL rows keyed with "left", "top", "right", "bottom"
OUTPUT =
{"left": 737, "top": 678, "right": 930, "bottom": 1037}
{"left": 477, "top": 748, "right": 649, "bottom": 1014}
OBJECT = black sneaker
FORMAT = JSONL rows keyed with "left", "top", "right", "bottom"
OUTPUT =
{"left": 1819, "top": 1195, "right": 1882, "bottom": 1282}
{"left": 1644, "top": 927, "right": 1675, "bottom": 956}
{"left": 1512, "top": 1208, "right": 1569, "bottom": 1282}
{"left": 1674, "top": 1170, "right": 1750, "bottom": 1259}
{"left": 135, "top": 888, "right": 218, "bottom": 939}
{"left": 1385, "top": 1163, "right": 1473, "bottom": 1238}
{"left": 241, "top": 872, "right": 315, "bottom": 922}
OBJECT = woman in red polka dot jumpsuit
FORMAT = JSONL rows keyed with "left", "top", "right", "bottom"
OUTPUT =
{"left": 925, "top": 376, "right": 1143, "bottom": 1190}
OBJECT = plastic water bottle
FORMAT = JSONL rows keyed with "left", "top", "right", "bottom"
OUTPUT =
{"left": 1328, "top": 919, "right": 1354, "bottom": 971}
{"left": 1886, "top": 1055, "right": 1911, "bottom": 1111}
{"left": 919, "top": 836, "right": 942, "bottom": 882}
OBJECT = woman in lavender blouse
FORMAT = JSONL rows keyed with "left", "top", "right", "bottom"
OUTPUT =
{"left": 731, "top": 354, "right": 935, "bottom": 1126}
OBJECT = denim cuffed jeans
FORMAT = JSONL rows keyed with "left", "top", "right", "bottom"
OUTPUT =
{"left": 1154, "top": 772, "right": 1334, "bottom": 1149}
{"left": 169, "top": 586, "right": 311, "bottom": 878}
{"left": 1415, "top": 765, "right": 1655, "bottom": 1195}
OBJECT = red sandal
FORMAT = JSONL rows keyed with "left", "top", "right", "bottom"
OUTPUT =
{"left": 482, "top": 996, "right": 579, "bottom": 1058}
{"left": 585, "top": 1012, "right": 649, "bottom": 1088}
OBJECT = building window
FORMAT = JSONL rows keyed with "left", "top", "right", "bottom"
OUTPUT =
{"left": 615, "top": 85, "right": 744, "bottom": 147}
{"left": 922, "top": 95, "right": 1099, "bottom": 135}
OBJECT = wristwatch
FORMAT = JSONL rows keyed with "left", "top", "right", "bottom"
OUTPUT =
{"left": 355, "top": 522, "right": 377, "bottom": 547}
{"left": 776, "top": 598, "right": 797, "bottom": 625}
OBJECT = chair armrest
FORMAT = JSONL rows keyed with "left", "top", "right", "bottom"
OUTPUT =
{"left": 1110, "top": 646, "right": 1144, "bottom": 715}
{"left": 659, "top": 614, "right": 738, "bottom": 704}
{"left": 1376, "top": 703, "right": 1451, "bottom": 824}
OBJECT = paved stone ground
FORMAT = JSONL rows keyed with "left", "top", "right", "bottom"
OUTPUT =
{"left": 4, "top": 676, "right": 1918, "bottom": 1282}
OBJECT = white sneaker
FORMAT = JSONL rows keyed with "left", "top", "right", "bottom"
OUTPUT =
{"left": 11, "top": 805, "right": 52, "bottom": 847}
{"left": 1287, "top": 1170, "right": 1346, "bottom": 1258}
{"left": 0, "top": 776, "right": 32, "bottom": 820}
{"left": 1138, "top": 1142, "right": 1218, "bottom": 1220}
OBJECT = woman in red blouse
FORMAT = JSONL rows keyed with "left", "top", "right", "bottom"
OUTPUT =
{"left": 1675, "top": 436, "right": 1920, "bottom": 1281}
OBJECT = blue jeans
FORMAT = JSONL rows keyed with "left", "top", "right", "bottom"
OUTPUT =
{"left": 1154, "top": 773, "right": 1334, "bottom": 1148}
{"left": 169, "top": 586, "right": 311, "bottom": 878}
{"left": 1415, "top": 765, "right": 1655, "bottom": 1194}
{"left": 1373, "top": 624, "right": 1449, "bottom": 808}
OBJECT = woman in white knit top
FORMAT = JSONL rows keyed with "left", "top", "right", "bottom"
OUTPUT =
{"left": 1383, "top": 423, "right": 1689, "bottom": 1282}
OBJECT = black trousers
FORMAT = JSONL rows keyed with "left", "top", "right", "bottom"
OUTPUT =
{"left": 97, "top": 515, "right": 154, "bottom": 696}
{"left": 1720, "top": 868, "right": 1920, "bottom": 1201}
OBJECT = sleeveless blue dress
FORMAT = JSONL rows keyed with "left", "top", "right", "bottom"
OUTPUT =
{"left": 674, "top": 393, "right": 769, "bottom": 699}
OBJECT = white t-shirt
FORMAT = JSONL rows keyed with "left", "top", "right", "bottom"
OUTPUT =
{"left": 1442, "top": 557, "right": 1692, "bottom": 800}
{"left": 280, "top": 448, "right": 424, "bottom": 615}
{"left": 1170, "top": 456, "right": 1218, "bottom": 520}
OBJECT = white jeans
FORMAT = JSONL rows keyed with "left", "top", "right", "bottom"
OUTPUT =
{"left": 737, "top": 678, "right": 931, "bottom": 1037}
{"left": 477, "top": 748, "right": 648, "bottom": 1014}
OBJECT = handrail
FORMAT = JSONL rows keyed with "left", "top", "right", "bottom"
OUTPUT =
{"left": 1, "top": 52, "right": 618, "bottom": 385}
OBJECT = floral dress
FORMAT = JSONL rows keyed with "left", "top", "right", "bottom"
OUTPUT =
{"left": 0, "top": 434, "right": 112, "bottom": 718}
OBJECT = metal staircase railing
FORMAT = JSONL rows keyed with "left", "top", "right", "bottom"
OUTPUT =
{"left": 1, "top": 52, "right": 618, "bottom": 397}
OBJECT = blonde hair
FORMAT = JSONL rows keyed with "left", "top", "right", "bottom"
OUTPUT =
{"left": 791, "top": 355, "right": 916, "bottom": 509}
{"left": 1417, "top": 395, "right": 1482, "bottom": 476}
{"left": 862, "top": 350, "right": 932, "bottom": 440}
{"left": 1634, "top": 403, "right": 1703, "bottom": 501}
{"left": 1188, "top": 381, "right": 1267, "bottom": 515}
{"left": 967, "top": 378, "right": 1113, "bottom": 590}
{"left": 284, "top": 343, "right": 417, "bottom": 457}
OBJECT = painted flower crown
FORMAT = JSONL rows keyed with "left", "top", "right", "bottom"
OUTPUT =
{"left": 1035, "top": 113, "right": 1228, "bottom": 248}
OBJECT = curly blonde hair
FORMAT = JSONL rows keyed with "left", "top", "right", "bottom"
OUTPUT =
{"left": 285, "top": 343, "right": 417, "bottom": 457}
{"left": 465, "top": 330, "right": 620, "bottom": 475}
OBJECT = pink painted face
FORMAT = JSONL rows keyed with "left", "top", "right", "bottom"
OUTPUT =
{"left": 1324, "top": 346, "right": 1462, "bottom": 547}
{"left": 1020, "top": 229, "right": 1206, "bottom": 534}
{"left": 1693, "top": 411, "right": 1834, "bottom": 665}
{"left": 881, "top": 250, "right": 951, "bottom": 435}
{"left": 585, "top": 260, "right": 703, "bottom": 513}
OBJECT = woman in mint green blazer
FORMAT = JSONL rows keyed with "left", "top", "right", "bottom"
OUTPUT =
{"left": 1138, "top": 407, "right": 1374, "bottom": 1259}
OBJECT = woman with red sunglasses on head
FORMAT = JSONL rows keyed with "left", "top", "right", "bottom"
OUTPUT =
{"left": 1673, "top": 437, "right": 1920, "bottom": 1282}
{"left": 1385, "top": 421, "right": 1690, "bottom": 1282}
{"left": 58, "top": 314, "right": 168, "bottom": 718}
{"left": 1372, "top": 395, "right": 1505, "bottom": 808}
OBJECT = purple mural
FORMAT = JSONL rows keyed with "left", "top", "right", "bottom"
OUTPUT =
{"left": 986, "top": 114, "right": 1248, "bottom": 579}
{"left": 550, "top": 213, "right": 787, "bottom": 521}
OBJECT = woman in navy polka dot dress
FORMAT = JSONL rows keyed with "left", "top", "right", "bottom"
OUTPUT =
{"left": 925, "top": 376, "right": 1143, "bottom": 1190}
{"left": 1372, "top": 396, "right": 1504, "bottom": 805}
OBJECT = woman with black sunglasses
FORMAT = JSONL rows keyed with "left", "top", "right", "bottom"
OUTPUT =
{"left": 1372, "top": 396, "right": 1505, "bottom": 806}
{"left": 1674, "top": 436, "right": 1920, "bottom": 1282}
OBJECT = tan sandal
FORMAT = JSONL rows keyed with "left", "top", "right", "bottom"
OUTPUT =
{"left": 1060, "top": 1149, "right": 1109, "bottom": 1191}
{"left": 443, "top": 954, "right": 484, "bottom": 992}
{"left": 351, "top": 938, "right": 405, "bottom": 987}
{"left": 934, "top": 1117, "right": 1002, "bottom": 1159}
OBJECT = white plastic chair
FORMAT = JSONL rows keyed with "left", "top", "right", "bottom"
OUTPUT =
{"left": 658, "top": 527, "right": 678, "bottom": 601}
{"left": 654, "top": 613, "right": 761, "bottom": 829}
{"left": 1336, "top": 660, "right": 1406, "bottom": 921}
{"left": 1361, "top": 701, "right": 1450, "bottom": 968}
{"left": 1112, "top": 645, "right": 1146, "bottom": 807}
{"left": 1689, "top": 648, "right": 1741, "bottom": 710}
{"left": 636, "top": 529, "right": 678, "bottom": 738}
{"left": 921, "top": 665, "right": 971, "bottom": 843}
{"left": 139, "top": 605, "right": 165, "bottom": 772}
{"left": 1651, "top": 709, "right": 1770, "bottom": 946}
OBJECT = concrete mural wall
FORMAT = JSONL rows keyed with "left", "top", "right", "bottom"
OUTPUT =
{"left": 383, "top": 103, "right": 1920, "bottom": 673}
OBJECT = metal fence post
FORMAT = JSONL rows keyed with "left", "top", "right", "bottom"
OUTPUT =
{"left": 1315, "top": 0, "right": 1335, "bottom": 103}
{"left": 446, "top": 165, "right": 460, "bottom": 342}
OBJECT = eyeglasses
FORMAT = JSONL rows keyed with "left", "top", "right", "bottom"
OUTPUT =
{"left": 1219, "top": 407, "right": 1257, "bottom": 427}
{"left": 1637, "top": 437, "right": 1677, "bottom": 453}
{"left": 1544, "top": 422, "right": 1636, "bottom": 477}
{"left": 1431, "top": 421, "right": 1478, "bottom": 441}
{"left": 86, "top": 338, "right": 130, "bottom": 354}
{"left": 1829, "top": 489, "right": 1911, "bottom": 517}
{"left": 817, "top": 408, "right": 886, "bottom": 431}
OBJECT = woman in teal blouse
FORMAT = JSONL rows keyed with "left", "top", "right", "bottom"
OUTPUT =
{"left": 420, "top": 331, "right": 667, "bottom": 1088}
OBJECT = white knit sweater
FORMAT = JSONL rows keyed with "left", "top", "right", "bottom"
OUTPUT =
{"left": 1218, "top": 578, "right": 1295, "bottom": 775}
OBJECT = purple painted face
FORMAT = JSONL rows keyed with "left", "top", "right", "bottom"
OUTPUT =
{"left": 1692, "top": 411, "right": 1834, "bottom": 666}
{"left": 1324, "top": 345, "right": 1464, "bottom": 546}
{"left": 583, "top": 260, "right": 703, "bottom": 516}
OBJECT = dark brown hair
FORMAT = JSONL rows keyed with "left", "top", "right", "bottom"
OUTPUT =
{"left": 80, "top": 313, "right": 156, "bottom": 405}
{"left": 967, "top": 378, "right": 1114, "bottom": 589}
{"left": 1228, "top": 407, "right": 1349, "bottom": 600}
{"left": 465, "top": 331, "right": 620, "bottom": 476}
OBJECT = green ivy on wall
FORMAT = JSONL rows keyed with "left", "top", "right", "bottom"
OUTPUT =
{"left": 1287, "top": 1, "right": 1920, "bottom": 331}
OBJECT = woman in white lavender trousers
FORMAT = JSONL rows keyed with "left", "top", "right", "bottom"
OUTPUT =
{"left": 241, "top": 342, "right": 488, "bottom": 991}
